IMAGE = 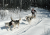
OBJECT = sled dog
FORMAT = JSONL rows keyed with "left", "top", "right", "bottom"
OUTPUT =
{"left": 26, "top": 16, "right": 33, "bottom": 24}
{"left": 5, "top": 17, "right": 21, "bottom": 31}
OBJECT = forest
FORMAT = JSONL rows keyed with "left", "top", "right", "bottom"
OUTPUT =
{"left": 0, "top": 0, "right": 50, "bottom": 10}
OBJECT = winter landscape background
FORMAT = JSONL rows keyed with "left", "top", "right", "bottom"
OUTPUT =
{"left": 0, "top": 7, "right": 50, "bottom": 35}
{"left": 0, "top": 0, "right": 50, "bottom": 35}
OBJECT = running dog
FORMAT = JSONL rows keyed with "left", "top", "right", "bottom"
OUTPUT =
{"left": 5, "top": 17, "right": 21, "bottom": 31}
{"left": 5, "top": 21, "right": 14, "bottom": 31}
{"left": 11, "top": 18, "right": 21, "bottom": 29}
{"left": 26, "top": 16, "right": 34, "bottom": 24}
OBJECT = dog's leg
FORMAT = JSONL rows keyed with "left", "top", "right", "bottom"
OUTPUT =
{"left": 13, "top": 24, "right": 16, "bottom": 29}
{"left": 28, "top": 19, "right": 30, "bottom": 24}
{"left": 13, "top": 25, "right": 15, "bottom": 29}
{"left": 12, "top": 27, "right": 14, "bottom": 31}
{"left": 12, "top": 25, "right": 14, "bottom": 30}
{"left": 10, "top": 25, "right": 14, "bottom": 31}
{"left": 14, "top": 25, "right": 16, "bottom": 29}
{"left": 34, "top": 15, "right": 36, "bottom": 18}
{"left": 8, "top": 26, "right": 10, "bottom": 31}
{"left": 29, "top": 21, "right": 30, "bottom": 24}
{"left": 29, "top": 18, "right": 31, "bottom": 25}
{"left": 18, "top": 23, "right": 19, "bottom": 28}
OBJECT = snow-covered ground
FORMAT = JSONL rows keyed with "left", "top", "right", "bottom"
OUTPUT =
{"left": 0, "top": 7, "right": 50, "bottom": 35}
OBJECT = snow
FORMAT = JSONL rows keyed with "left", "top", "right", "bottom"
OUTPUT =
{"left": 0, "top": 7, "right": 50, "bottom": 35}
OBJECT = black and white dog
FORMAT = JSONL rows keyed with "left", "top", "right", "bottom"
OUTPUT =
{"left": 5, "top": 17, "right": 21, "bottom": 31}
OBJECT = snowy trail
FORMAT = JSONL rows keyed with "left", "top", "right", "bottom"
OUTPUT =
{"left": 0, "top": 14, "right": 42, "bottom": 35}
{"left": 0, "top": 14, "right": 43, "bottom": 35}
{"left": 21, "top": 18, "right": 50, "bottom": 35}
{"left": 1, "top": 18, "right": 42, "bottom": 35}
{"left": 9, "top": 18, "right": 43, "bottom": 35}
{"left": 0, "top": 18, "right": 42, "bottom": 35}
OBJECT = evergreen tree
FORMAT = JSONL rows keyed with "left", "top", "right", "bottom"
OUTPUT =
{"left": 22, "top": 0, "right": 31, "bottom": 10}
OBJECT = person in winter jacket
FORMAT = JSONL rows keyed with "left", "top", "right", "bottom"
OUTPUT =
{"left": 31, "top": 8, "right": 37, "bottom": 18}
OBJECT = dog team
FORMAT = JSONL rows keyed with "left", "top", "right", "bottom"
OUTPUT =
{"left": 5, "top": 8, "right": 37, "bottom": 31}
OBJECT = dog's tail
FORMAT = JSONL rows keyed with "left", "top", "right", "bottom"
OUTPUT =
{"left": 10, "top": 17, "right": 14, "bottom": 21}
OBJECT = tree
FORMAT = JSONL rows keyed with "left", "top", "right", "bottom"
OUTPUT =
{"left": 22, "top": 0, "right": 31, "bottom": 10}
